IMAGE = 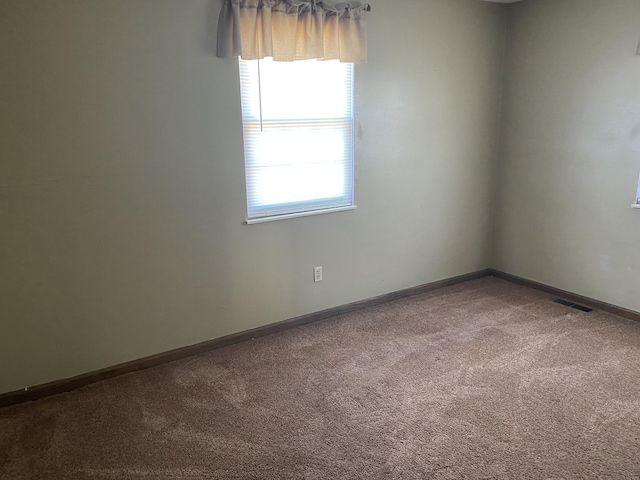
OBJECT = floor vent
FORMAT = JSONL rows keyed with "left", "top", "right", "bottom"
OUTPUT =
{"left": 553, "top": 298, "right": 593, "bottom": 312}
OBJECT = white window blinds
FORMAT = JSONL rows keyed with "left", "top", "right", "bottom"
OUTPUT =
{"left": 239, "top": 58, "right": 354, "bottom": 221}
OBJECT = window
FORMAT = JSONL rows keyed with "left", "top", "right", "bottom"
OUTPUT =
{"left": 635, "top": 172, "right": 640, "bottom": 208}
{"left": 239, "top": 58, "right": 355, "bottom": 223}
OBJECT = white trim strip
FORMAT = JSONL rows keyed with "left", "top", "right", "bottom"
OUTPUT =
{"left": 246, "top": 205, "right": 357, "bottom": 224}
{"left": 632, "top": 204, "right": 640, "bottom": 209}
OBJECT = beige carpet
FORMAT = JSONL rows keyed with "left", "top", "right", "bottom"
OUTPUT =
{"left": 1, "top": 277, "right": 640, "bottom": 479}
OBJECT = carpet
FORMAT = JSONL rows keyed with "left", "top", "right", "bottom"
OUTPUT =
{"left": 1, "top": 277, "right": 640, "bottom": 479}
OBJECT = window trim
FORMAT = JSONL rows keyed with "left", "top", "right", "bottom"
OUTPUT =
{"left": 245, "top": 205, "right": 357, "bottom": 225}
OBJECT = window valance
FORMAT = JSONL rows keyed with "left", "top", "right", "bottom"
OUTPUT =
{"left": 216, "top": 0, "right": 371, "bottom": 63}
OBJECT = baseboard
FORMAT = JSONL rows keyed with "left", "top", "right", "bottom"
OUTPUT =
{"left": 490, "top": 269, "right": 640, "bottom": 323}
{"left": 0, "top": 268, "right": 492, "bottom": 409}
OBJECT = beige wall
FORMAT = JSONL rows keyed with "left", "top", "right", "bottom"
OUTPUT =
{"left": 0, "top": 0, "right": 506, "bottom": 395}
{"left": 493, "top": 0, "right": 640, "bottom": 312}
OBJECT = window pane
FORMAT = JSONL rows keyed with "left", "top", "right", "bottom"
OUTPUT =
{"left": 240, "top": 58, "right": 351, "bottom": 121}
{"left": 244, "top": 122, "right": 350, "bottom": 168}
{"left": 250, "top": 162, "right": 348, "bottom": 207}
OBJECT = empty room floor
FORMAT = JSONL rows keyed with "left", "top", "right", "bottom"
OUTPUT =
{"left": 1, "top": 277, "right": 640, "bottom": 479}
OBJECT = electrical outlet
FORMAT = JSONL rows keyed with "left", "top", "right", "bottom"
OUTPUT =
{"left": 313, "top": 266, "right": 323, "bottom": 283}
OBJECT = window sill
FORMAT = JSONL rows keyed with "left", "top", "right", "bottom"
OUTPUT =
{"left": 633, "top": 204, "right": 640, "bottom": 209}
{"left": 246, "top": 205, "right": 357, "bottom": 224}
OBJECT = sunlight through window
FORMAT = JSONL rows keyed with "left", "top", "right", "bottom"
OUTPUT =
{"left": 239, "top": 58, "right": 354, "bottom": 221}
